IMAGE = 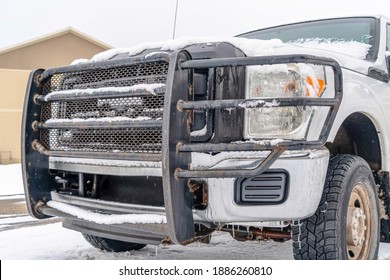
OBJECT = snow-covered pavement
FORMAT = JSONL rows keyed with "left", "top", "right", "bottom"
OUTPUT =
{"left": 0, "top": 164, "right": 24, "bottom": 196}
{"left": 1, "top": 164, "right": 390, "bottom": 260}
{"left": 0, "top": 164, "right": 292, "bottom": 260}
{"left": 0, "top": 220, "right": 294, "bottom": 260}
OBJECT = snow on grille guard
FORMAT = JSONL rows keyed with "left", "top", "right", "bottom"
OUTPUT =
{"left": 22, "top": 50, "right": 342, "bottom": 245}
{"left": 174, "top": 54, "right": 343, "bottom": 178}
{"left": 164, "top": 51, "right": 342, "bottom": 243}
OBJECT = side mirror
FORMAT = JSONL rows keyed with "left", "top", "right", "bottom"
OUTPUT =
{"left": 368, "top": 67, "right": 390, "bottom": 83}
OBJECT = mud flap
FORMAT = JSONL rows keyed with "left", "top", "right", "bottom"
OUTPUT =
{"left": 374, "top": 171, "right": 390, "bottom": 242}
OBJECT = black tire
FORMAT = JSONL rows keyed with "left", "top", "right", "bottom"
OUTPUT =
{"left": 292, "top": 154, "right": 380, "bottom": 260}
{"left": 82, "top": 234, "right": 147, "bottom": 252}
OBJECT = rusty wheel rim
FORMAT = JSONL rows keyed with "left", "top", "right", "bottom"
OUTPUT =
{"left": 346, "top": 183, "right": 372, "bottom": 260}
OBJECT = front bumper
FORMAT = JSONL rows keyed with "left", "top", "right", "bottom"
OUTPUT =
{"left": 193, "top": 148, "right": 329, "bottom": 222}
{"left": 41, "top": 148, "right": 329, "bottom": 245}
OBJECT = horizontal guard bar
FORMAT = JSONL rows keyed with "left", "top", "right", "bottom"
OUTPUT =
{"left": 38, "top": 119, "right": 163, "bottom": 130}
{"left": 176, "top": 146, "right": 285, "bottom": 178}
{"left": 177, "top": 97, "right": 339, "bottom": 110}
{"left": 180, "top": 54, "right": 340, "bottom": 71}
{"left": 180, "top": 54, "right": 343, "bottom": 95}
{"left": 32, "top": 140, "right": 161, "bottom": 162}
{"left": 178, "top": 141, "right": 321, "bottom": 153}
{"left": 39, "top": 87, "right": 166, "bottom": 102}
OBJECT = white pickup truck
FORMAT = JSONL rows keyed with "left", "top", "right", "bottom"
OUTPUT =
{"left": 22, "top": 16, "right": 390, "bottom": 259}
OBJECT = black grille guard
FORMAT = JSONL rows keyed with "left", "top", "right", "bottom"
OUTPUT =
{"left": 22, "top": 50, "right": 342, "bottom": 245}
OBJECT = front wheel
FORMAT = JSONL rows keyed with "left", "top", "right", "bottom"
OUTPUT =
{"left": 292, "top": 154, "right": 380, "bottom": 259}
{"left": 82, "top": 234, "right": 147, "bottom": 252}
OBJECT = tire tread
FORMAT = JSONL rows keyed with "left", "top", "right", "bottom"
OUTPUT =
{"left": 292, "top": 154, "right": 361, "bottom": 260}
{"left": 82, "top": 233, "right": 146, "bottom": 252}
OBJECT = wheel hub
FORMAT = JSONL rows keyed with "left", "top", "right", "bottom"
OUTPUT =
{"left": 347, "top": 207, "right": 366, "bottom": 246}
{"left": 346, "top": 184, "right": 372, "bottom": 259}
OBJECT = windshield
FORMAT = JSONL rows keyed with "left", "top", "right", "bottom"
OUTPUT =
{"left": 239, "top": 17, "right": 378, "bottom": 61}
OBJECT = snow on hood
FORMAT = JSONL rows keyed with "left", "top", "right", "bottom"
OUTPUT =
{"left": 72, "top": 36, "right": 378, "bottom": 75}
{"left": 72, "top": 36, "right": 286, "bottom": 64}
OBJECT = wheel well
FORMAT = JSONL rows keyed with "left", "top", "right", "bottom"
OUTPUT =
{"left": 326, "top": 112, "right": 381, "bottom": 170}
{"left": 325, "top": 113, "right": 390, "bottom": 242}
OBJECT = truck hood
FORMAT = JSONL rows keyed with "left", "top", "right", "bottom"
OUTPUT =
{"left": 74, "top": 36, "right": 377, "bottom": 76}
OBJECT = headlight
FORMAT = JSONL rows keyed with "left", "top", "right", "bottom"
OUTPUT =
{"left": 244, "top": 64, "right": 325, "bottom": 140}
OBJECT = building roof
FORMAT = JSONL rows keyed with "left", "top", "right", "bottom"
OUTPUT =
{"left": 0, "top": 27, "right": 112, "bottom": 55}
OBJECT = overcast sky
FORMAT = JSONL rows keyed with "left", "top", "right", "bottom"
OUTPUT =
{"left": 0, "top": 0, "right": 389, "bottom": 51}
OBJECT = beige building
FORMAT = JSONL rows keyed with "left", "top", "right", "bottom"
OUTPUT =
{"left": 0, "top": 28, "right": 111, "bottom": 164}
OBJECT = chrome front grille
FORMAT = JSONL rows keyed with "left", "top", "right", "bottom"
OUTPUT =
{"left": 39, "top": 60, "right": 169, "bottom": 155}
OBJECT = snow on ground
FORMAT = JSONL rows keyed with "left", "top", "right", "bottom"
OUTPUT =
{"left": 0, "top": 221, "right": 292, "bottom": 260}
{"left": 0, "top": 164, "right": 390, "bottom": 260}
{"left": 0, "top": 163, "right": 291, "bottom": 260}
{"left": 0, "top": 164, "right": 23, "bottom": 196}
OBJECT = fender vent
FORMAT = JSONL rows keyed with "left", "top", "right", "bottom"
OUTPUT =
{"left": 235, "top": 170, "right": 289, "bottom": 205}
